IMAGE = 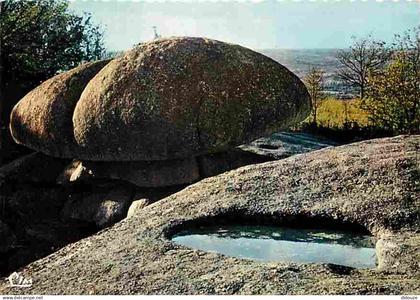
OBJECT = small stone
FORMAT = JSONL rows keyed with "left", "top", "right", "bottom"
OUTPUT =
{"left": 126, "top": 199, "right": 151, "bottom": 219}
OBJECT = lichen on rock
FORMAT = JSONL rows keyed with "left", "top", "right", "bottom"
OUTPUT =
{"left": 10, "top": 37, "right": 311, "bottom": 162}
{"left": 9, "top": 60, "right": 111, "bottom": 158}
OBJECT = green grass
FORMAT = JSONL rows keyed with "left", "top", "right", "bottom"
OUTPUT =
{"left": 305, "top": 98, "right": 370, "bottom": 129}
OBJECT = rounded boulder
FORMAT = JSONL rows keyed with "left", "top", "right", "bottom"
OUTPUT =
{"left": 11, "top": 37, "right": 311, "bottom": 161}
{"left": 10, "top": 60, "right": 111, "bottom": 158}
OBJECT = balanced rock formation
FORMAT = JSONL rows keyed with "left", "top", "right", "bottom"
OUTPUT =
{"left": 1, "top": 135, "right": 418, "bottom": 295}
{"left": 10, "top": 37, "right": 310, "bottom": 162}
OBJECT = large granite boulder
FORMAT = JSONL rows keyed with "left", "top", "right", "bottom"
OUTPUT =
{"left": 10, "top": 37, "right": 310, "bottom": 161}
{"left": 9, "top": 60, "right": 110, "bottom": 158}
{"left": 2, "top": 135, "right": 418, "bottom": 295}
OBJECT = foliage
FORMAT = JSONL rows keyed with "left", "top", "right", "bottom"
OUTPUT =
{"left": 304, "top": 67, "right": 325, "bottom": 124}
{"left": 362, "top": 27, "right": 420, "bottom": 134}
{"left": 335, "top": 36, "right": 390, "bottom": 99}
{"left": 0, "top": 0, "right": 105, "bottom": 164}
{"left": 0, "top": 0, "right": 105, "bottom": 121}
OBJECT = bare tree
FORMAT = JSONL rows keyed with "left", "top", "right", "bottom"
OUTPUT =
{"left": 304, "top": 66, "right": 325, "bottom": 125}
{"left": 336, "top": 36, "right": 390, "bottom": 99}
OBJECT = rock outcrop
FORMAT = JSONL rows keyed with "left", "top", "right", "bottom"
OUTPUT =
{"left": 1, "top": 135, "right": 418, "bottom": 295}
{"left": 10, "top": 37, "right": 310, "bottom": 162}
{"left": 9, "top": 37, "right": 311, "bottom": 192}
{"left": 0, "top": 131, "right": 336, "bottom": 275}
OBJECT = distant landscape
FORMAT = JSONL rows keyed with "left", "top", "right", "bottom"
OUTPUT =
{"left": 108, "top": 48, "right": 355, "bottom": 98}
{"left": 261, "top": 49, "right": 355, "bottom": 98}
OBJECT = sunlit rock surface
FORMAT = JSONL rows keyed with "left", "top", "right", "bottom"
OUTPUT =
{"left": 1, "top": 135, "right": 418, "bottom": 295}
{"left": 10, "top": 37, "right": 310, "bottom": 161}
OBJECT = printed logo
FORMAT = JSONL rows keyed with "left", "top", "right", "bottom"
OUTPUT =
{"left": 6, "top": 272, "right": 33, "bottom": 288}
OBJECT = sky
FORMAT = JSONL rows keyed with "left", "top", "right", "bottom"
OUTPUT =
{"left": 68, "top": 0, "right": 419, "bottom": 51}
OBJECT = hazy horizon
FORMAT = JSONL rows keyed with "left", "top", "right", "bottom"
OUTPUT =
{"left": 105, "top": 46, "right": 343, "bottom": 52}
{"left": 68, "top": 1, "right": 419, "bottom": 52}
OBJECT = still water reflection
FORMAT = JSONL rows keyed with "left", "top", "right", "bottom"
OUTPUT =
{"left": 171, "top": 225, "right": 377, "bottom": 269}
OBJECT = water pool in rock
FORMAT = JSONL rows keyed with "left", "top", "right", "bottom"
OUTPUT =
{"left": 171, "top": 225, "right": 377, "bottom": 269}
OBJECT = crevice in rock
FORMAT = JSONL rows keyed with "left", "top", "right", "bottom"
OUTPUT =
{"left": 258, "top": 144, "right": 278, "bottom": 150}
